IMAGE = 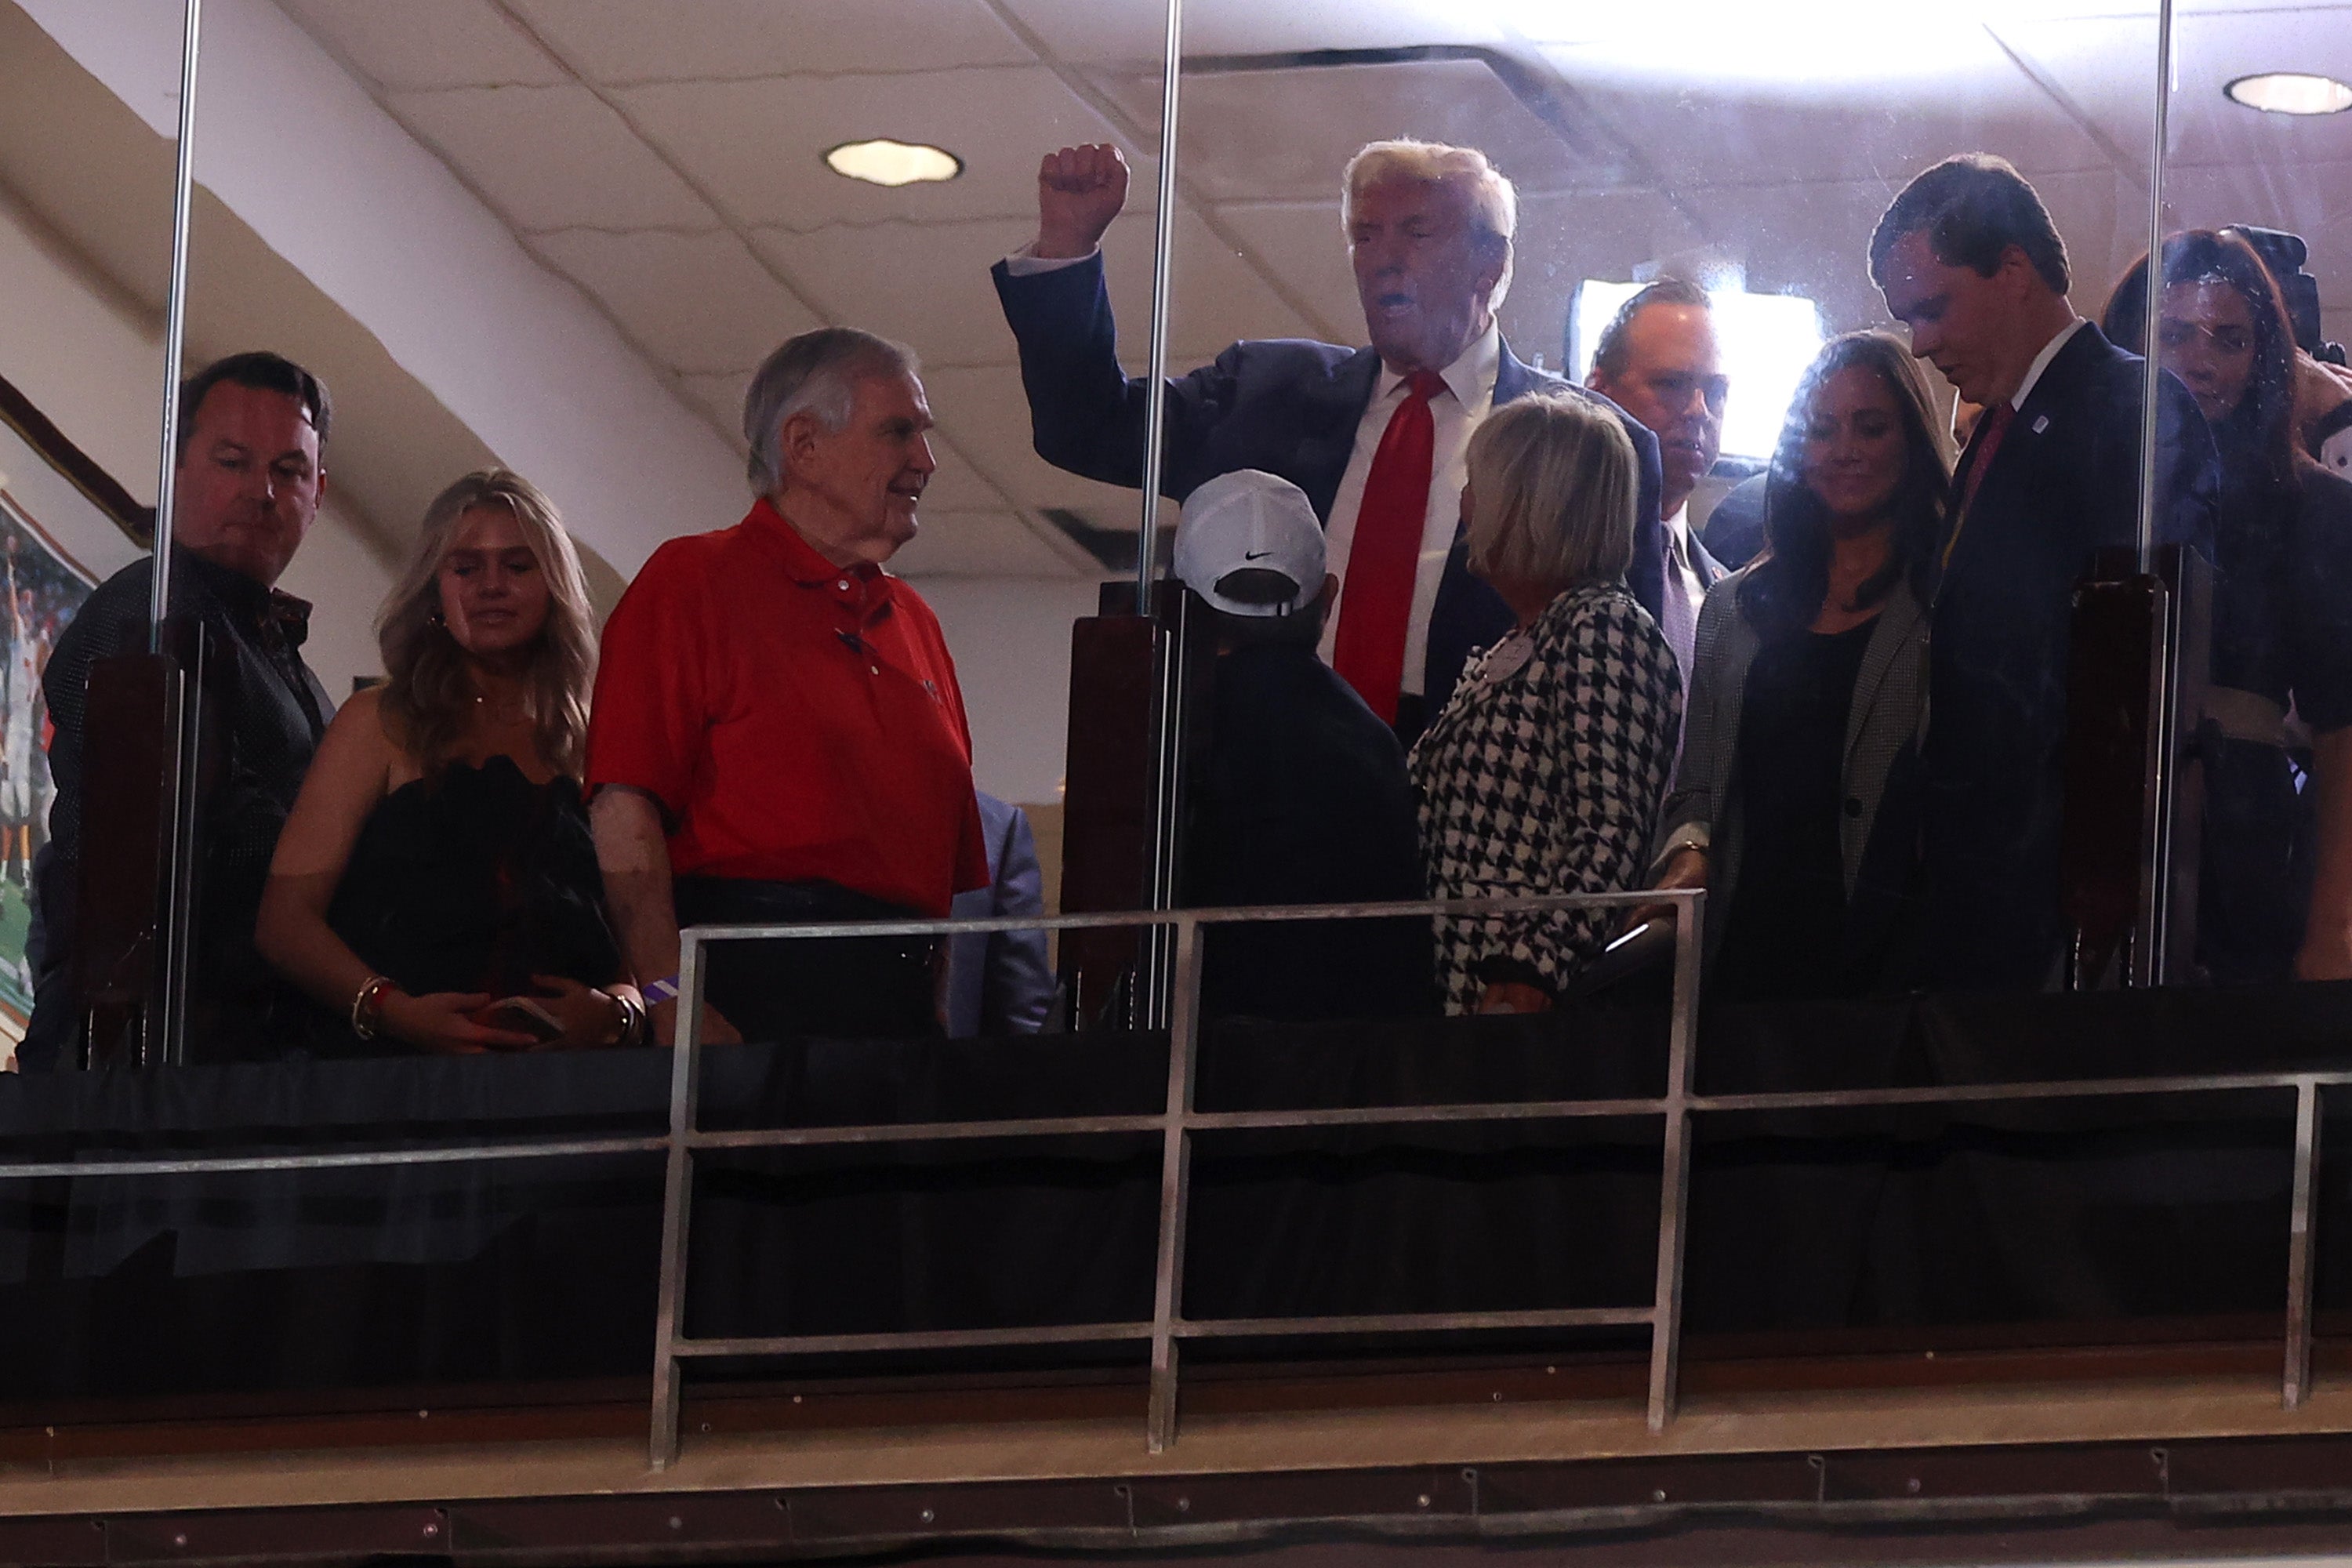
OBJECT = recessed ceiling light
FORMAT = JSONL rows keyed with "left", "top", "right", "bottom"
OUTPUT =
{"left": 823, "top": 139, "right": 963, "bottom": 187}
{"left": 2226, "top": 72, "right": 2352, "bottom": 116}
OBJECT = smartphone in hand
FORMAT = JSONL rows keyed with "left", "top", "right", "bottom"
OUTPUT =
{"left": 470, "top": 996, "right": 564, "bottom": 1047}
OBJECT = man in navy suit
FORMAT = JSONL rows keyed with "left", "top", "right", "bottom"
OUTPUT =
{"left": 992, "top": 139, "right": 1665, "bottom": 744}
{"left": 1584, "top": 276, "right": 1731, "bottom": 697}
{"left": 1871, "top": 153, "right": 2216, "bottom": 989}
{"left": 943, "top": 792, "right": 1056, "bottom": 1039}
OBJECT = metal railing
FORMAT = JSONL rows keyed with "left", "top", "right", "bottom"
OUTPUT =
{"left": 648, "top": 887, "right": 2339, "bottom": 1468}
{"left": 647, "top": 888, "right": 1708, "bottom": 1467}
{"left": 0, "top": 886, "right": 2323, "bottom": 1477}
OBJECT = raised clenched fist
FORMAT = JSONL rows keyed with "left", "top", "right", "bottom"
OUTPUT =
{"left": 1036, "top": 143, "right": 1129, "bottom": 260}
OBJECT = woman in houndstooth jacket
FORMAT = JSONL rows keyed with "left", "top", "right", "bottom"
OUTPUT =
{"left": 1410, "top": 394, "right": 1683, "bottom": 1016}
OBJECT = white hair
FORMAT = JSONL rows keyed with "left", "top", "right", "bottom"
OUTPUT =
{"left": 742, "top": 327, "right": 920, "bottom": 497}
{"left": 1341, "top": 140, "right": 1518, "bottom": 309}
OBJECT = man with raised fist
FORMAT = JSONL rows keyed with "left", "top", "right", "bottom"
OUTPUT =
{"left": 992, "top": 139, "right": 1666, "bottom": 745}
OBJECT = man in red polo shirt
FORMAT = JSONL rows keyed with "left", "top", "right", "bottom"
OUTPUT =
{"left": 587, "top": 327, "right": 988, "bottom": 1044}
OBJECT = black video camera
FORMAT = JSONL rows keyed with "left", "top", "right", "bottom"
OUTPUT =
{"left": 2233, "top": 226, "right": 2348, "bottom": 366}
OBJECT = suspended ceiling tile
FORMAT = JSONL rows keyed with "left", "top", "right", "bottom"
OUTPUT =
{"left": 1098, "top": 205, "right": 1328, "bottom": 359}
{"left": 1546, "top": 79, "right": 2107, "bottom": 194}
{"left": 1163, "top": 0, "right": 1508, "bottom": 54}
{"left": 1534, "top": 7, "right": 2057, "bottom": 107}
{"left": 618, "top": 67, "right": 1149, "bottom": 230}
{"left": 1498, "top": 188, "right": 1711, "bottom": 363}
{"left": 915, "top": 441, "right": 1013, "bottom": 514}
{"left": 750, "top": 216, "right": 1042, "bottom": 367}
{"left": 919, "top": 363, "right": 1159, "bottom": 521}
{"left": 275, "top": 0, "right": 568, "bottom": 90}
{"left": 753, "top": 207, "right": 1312, "bottom": 372}
{"left": 528, "top": 229, "right": 824, "bottom": 373}
{"left": 1673, "top": 167, "right": 2131, "bottom": 336}
{"left": 2165, "top": 158, "right": 2352, "bottom": 249}
{"left": 675, "top": 369, "right": 753, "bottom": 450}
{"left": 1984, "top": 10, "right": 2352, "bottom": 172}
{"left": 986, "top": 0, "right": 1184, "bottom": 68}
{"left": 887, "top": 508, "right": 1083, "bottom": 578}
{"left": 1189, "top": 201, "right": 1359, "bottom": 344}
{"left": 2154, "top": 13, "right": 2352, "bottom": 169}
{"left": 388, "top": 83, "right": 718, "bottom": 231}
{"left": 1090, "top": 58, "right": 1601, "bottom": 207}
{"left": 503, "top": 0, "right": 1037, "bottom": 82}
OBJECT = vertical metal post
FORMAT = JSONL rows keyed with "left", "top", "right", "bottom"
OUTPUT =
{"left": 1145, "top": 916, "right": 1203, "bottom": 1453}
{"left": 649, "top": 932, "right": 707, "bottom": 1469}
{"left": 149, "top": 0, "right": 205, "bottom": 1066}
{"left": 1647, "top": 890, "right": 1704, "bottom": 1436}
{"left": 2135, "top": 0, "right": 2174, "bottom": 575}
{"left": 1132, "top": 0, "right": 1185, "bottom": 615}
{"left": 150, "top": 0, "right": 204, "bottom": 639}
{"left": 1140, "top": 597, "right": 1195, "bottom": 1029}
{"left": 2132, "top": 580, "right": 2176, "bottom": 987}
{"left": 2285, "top": 1076, "right": 2321, "bottom": 1409}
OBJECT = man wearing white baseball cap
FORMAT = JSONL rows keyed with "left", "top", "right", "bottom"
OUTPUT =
{"left": 1174, "top": 471, "right": 1434, "bottom": 1021}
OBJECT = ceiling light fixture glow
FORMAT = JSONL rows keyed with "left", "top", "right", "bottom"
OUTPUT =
{"left": 824, "top": 139, "right": 964, "bottom": 187}
{"left": 2226, "top": 72, "right": 2352, "bottom": 116}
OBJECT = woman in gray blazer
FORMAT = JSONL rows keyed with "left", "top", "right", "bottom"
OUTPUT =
{"left": 1650, "top": 333, "right": 1951, "bottom": 1000}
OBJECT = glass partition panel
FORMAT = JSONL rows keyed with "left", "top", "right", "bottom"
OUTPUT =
{"left": 2160, "top": 0, "right": 2352, "bottom": 986}
{"left": 0, "top": 2, "right": 190, "bottom": 1073}
{"left": 34, "top": 0, "right": 1185, "bottom": 1414}
{"left": 154, "top": 0, "right": 1181, "bottom": 1073}
{"left": 1153, "top": 0, "right": 2168, "bottom": 1013}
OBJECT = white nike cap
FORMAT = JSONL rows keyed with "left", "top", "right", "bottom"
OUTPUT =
{"left": 1172, "top": 469, "right": 1327, "bottom": 618}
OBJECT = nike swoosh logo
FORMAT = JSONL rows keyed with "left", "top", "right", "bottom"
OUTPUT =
{"left": 1243, "top": 550, "right": 1272, "bottom": 561}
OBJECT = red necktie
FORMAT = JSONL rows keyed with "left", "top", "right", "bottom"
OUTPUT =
{"left": 1944, "top": 401, "right": 2016, "bottom": 570}
{"left": 1332, "top": 369, "right": 1448, "bottom": 722}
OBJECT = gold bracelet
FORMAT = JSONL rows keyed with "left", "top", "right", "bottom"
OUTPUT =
{"left": 350, "top": 975, "right": 394, "bottom": 1041}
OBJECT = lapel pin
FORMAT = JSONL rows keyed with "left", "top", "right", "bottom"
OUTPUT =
{"left": 2031, "top": 414, "right": 2050, "bottom": 435}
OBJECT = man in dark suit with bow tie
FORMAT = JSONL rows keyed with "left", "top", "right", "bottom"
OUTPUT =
{"left": 992, "top": 139, "right": 1664, "bottom": 745}
{"left": 24, "top": 352, "right": 338, "bottom": 1067}
{"left": 1871, "top": 154, "right": 2216, "bottom": 990}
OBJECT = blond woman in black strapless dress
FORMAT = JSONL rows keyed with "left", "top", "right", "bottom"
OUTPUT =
{"left": 257, "top": 470, "right": 641, "bottom": 1054}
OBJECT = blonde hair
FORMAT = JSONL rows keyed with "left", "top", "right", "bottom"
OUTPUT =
{"left": 377, "top": 469, "right": 598, "bottom": 778}
{"left": 1341, "top": 140, "right": 1518, "bottom": 309}
{"left": 1464, "top": 394, "right": 1637, "bottom": 592}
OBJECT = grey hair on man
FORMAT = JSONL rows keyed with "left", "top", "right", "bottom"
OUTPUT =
{"left": 741, "top": 326, "right": 921, "bottom": 496}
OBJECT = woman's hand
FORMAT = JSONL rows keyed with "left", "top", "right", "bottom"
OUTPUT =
{"left": 380, "top": 991, "right": 538, "bottom": 1054}
{"left": 1476, "top": 981, "right": 1555, "bottom": 1015}
{"left": 528, "top": 975, "right": 631, "bottom": 1050}
{"left": 2295, "top": 351, "right": 2352, "bottom": 446}
{"left": 1628, "top": 846, "right": 1708, "bottom": 931}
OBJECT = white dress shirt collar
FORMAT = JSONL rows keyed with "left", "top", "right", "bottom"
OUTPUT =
{"left": 1372, "top": 321, "right": 1502, "bottom": 412}
{"left": 2010, "top": 316, "right": 2088, "bottom": 411}
{"left": 1663, "top": 502, "right": 1693, "bottom": 563}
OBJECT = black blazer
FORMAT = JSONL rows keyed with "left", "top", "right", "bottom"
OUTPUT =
{"left": 1919, "top": 321, "right": 2218, "bottom": 989}
{"left": 991, "top": 253, "right": 1666, "bottom": 713}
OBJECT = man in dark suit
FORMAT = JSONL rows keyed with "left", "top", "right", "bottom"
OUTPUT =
{"left": 993, "top": 139, "right": 1664, "bottom": 744}
{"left": 1171, "top": 470, "right": 1432, "bottom": 1022}
{"left": 1871, "top": 153, "right": 2216, "bottom": 989}
{"left": 942, "top": 791, "right": 1056, "bottom": 1038}
{"left": 1584, "top": 277, "right": 1731, "bottom": 697}
{"left": 25, "top": 351, "right": 336, "bottom": 1068}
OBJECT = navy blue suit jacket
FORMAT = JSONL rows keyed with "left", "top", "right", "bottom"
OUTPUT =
{"left": 1920, "top": 321, "right": 2219, "bottom": 989}
{"left": 944, "top": 792, "right": 1055, "bottom": 1038}
{"left": 992, "top": 253, "right": 1667, "bottom": 713}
